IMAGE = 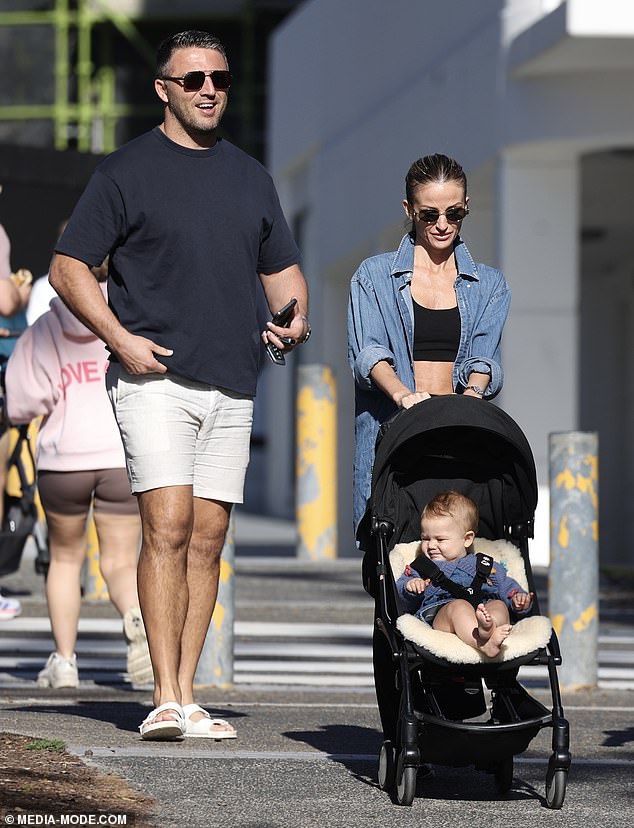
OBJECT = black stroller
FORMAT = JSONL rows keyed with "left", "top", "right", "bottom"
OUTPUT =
{"left": 0, "top": 423, "right": 40, "bottom": 579}
{"left": 360, "top": 395, "right": 571, "bottom": 808}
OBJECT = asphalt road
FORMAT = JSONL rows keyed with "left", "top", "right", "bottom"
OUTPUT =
{"left": 2, "top": 685, "right": 632, "bottom": 827}
{"left": 1, "top": 523, "right": 633, "bottom": 827}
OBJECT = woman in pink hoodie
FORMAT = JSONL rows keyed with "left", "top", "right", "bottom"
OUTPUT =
{"left": 5, "top": 274, "right": 151, "bottom": 689}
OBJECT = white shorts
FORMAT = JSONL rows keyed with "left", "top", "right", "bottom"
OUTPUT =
{"left": 106, "top": 365, "right": 254, "bottom": 502}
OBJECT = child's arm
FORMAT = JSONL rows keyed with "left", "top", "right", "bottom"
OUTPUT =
{"left": 509, "top": 590, "right": 533, "bottom": 613}
{"left": 492, "top": 562, "right": 533, "bottom": 615}
{"left": 395, "top": 566, "right": 426, "bottom": 612}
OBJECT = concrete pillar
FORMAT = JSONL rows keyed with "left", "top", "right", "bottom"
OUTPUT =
{"left": 496, "top": 147, "right": 580, "bottom": 566}
{"left": 549, "top": 431, "right": 599, "bottom": 690}
{"left": 296, "top": 364, "right": 337, "bottom": 559}
{"left": 194, "top": 512, "right": 235, "bottom": 688}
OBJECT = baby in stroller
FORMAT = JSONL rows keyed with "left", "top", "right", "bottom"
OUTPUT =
{"left": 396, "top": 491, "right": 533, "bottom": 658}
{"left": 362, "top": 396, "right": 570, "bottom": 808}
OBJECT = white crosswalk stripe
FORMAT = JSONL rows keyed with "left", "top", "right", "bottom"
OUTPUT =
{"left": 0, "top": 617, "right": 633, "bottom": 690}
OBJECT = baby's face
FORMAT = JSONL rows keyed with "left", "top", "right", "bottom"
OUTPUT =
{"left": 421, "top": 514, "right": 470, "bottom": 562}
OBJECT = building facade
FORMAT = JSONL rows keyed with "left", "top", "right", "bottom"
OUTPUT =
{"left": 267, "top": 0, "right": 634, "bottom": 565}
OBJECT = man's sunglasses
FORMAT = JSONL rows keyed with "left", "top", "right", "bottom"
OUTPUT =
{"left": 160, "top": 70, "right": 232, "bottom": 92}
{"left": 413, "top": 206, "right": 468, "bottom": 223}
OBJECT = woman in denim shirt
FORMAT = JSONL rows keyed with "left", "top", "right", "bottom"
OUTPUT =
{"left": 347, "top": 155, "right": 511, "bottom": 537}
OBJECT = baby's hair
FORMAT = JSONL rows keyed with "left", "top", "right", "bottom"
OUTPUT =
{"left": 422, "top": 491, "right": 479, "bottom": 534}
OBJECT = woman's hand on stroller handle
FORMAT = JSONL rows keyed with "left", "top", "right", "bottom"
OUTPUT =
{"left": 396, "top": 390, "right": 431, "bottom": 409}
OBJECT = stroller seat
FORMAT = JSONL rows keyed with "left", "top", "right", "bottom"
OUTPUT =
{"left": 392, "top": 537, "right": 552, "bottom": 665}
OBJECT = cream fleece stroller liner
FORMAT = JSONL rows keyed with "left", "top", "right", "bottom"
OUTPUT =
{"left": 391, "top": 537, "right": 552, "bottom": 664}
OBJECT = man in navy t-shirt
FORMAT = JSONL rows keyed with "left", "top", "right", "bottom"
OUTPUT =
{"left": 50, "top": 30, "right": 309, "bottom": 741}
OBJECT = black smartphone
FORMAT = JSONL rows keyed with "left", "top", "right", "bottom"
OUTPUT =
{"left": 271, "top": 297, "right": 297, "bottom": 327}
{"left": 265, "top": 298, "right": 297, "bottom": 366}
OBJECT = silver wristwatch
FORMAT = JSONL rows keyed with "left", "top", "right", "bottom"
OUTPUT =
{"left": 298, "top": 317, "right": 311, "bottom": 345}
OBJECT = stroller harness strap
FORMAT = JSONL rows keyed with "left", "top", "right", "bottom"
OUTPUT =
{"left": 409, "top": 552, "right": 495, "bottom": 609}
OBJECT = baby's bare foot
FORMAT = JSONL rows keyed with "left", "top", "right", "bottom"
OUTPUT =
{"left": 479, "top": 623, "right": 512, "bottom": 657}
{"left": 475, "top": 603, "right": 494, "bottom": 641}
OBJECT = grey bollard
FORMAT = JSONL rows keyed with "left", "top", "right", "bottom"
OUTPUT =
{"left": 194, "top": 512, "right": 235, "bottom": 688}
{"left": 296, "top": 364, "right": 337, "bottom": 560}
{"left": 549, "top": 431, "right": 599, "bottom": 690}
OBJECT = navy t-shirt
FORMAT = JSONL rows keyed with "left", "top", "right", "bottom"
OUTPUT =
{"left": 56, "top": 127, "right": 300, "bottom": 395}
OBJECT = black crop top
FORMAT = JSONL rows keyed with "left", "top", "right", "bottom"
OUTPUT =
{"left": 412, "top": 300, "right": 461, "bottom": 362}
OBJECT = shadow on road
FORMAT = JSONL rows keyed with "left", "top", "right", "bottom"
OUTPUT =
{"left": 8, "top": 700, "right": 244, "bottom": 733}
{"left": 283, "top": 722, "right": 382, "bottom": 788}
{"left": 602, "top": 726, "right": 634, "bottom": 747}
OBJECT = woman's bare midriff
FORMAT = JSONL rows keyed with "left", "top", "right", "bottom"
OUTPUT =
{"left": 414, "top": 360, "right": 454, "bottom": 395}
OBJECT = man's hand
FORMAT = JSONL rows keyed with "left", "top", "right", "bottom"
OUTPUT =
{"left": 262, "top": 307, "right": 308, "bottom": 356}
{"left": 260, "top": 265, "right": 309, "bottom": 356}
{"left": 111, "top": 331, "right": 173, "bottom": 375}
{"left": 405, "top": 577, "right": 428, "bottom": 594}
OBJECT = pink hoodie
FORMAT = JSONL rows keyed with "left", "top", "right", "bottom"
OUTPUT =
{"left": 5, "top": 287, "right": 126, "bottom": 471}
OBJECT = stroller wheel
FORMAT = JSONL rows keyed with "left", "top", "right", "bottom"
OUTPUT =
{"left": 494, "top": 756, "right": 513, "bottom": 793}
{"left": 545, "top": 768, "right": 567, "bottom": 809}
{"left": 395, "top": 754, "right": 416, "bottom": 806}
{"left": 377, "top": 740, "right": 395, "bottom": 791}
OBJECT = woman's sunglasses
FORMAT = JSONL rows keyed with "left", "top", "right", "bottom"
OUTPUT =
{"left": 160, "top": 70, "right": 232, "bottom": 92}
{"left": 413, "top": 206, "right": 468, "bottom": 223}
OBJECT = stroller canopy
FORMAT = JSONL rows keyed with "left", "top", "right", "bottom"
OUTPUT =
{"left": 361, "top": 395, "right": 538, "bottom": 549}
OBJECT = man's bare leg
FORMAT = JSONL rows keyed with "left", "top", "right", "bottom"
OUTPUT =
{"left": 137, "top": 485, "right": 194, "bottom": 721}
{"left": 178, "top": 498, "right": 231, "bottom": 725}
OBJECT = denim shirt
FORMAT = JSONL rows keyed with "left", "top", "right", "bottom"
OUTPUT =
{"left": 347, "top": 233, "right": 510, "bottom": 532}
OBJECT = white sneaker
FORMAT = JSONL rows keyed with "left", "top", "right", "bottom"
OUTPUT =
{"left": 36, "top": 652, "right": 79, "bottom": 688}
{"left": 123, "top": 607, "right": 153, "bottom": 686}
{"left": 0, "top": 595, "right": 22, "bottom": 620}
